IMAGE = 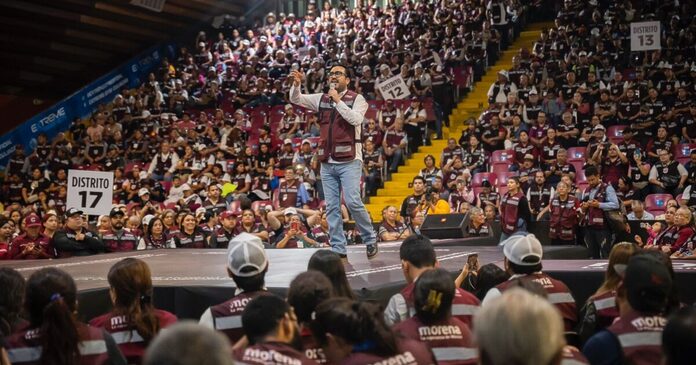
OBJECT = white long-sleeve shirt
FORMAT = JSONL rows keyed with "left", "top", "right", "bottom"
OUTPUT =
{"left": 289, "top": 84, "right": 367, "bottom": 162}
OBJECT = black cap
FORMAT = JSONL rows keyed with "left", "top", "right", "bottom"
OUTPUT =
{"left": 109, "top": 207, "right": 125, "bottom": 218}
{"left": 481, "top": 180, "right": 492, "bottom": 188}
{"left": 65, "top": 208, "right": 84, "bottom": 218}
{"left": 624, "top": 254, "right": 672, "bottom": 313}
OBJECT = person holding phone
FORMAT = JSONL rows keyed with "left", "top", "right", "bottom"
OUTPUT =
{"left": 289, "top": 66, "right": 378, "bottom": 262}
{"left": 267, "top": 207, "right": 321, "bottom": 248}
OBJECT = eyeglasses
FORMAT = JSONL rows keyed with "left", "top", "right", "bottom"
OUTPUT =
{"left": 328, "top": 71, "right": 346, "bottom": 77}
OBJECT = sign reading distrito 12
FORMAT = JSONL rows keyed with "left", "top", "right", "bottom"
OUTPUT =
{"left": 630, "top": 21, "right": 661, "bottom": 51}
{"left": 67, "top": 170, "right": 114, "bottom": 216}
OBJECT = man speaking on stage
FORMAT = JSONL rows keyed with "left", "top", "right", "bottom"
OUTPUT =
{"left": 289, "top": 65, "right": 379, "bottom": 262}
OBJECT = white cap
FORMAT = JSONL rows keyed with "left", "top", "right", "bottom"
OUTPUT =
{"left": 503, "top": 234, "right": 543, "bottom": 266}
{"left": 284, "top": 207, "right": 298, "bottom": 216}
{"left": 283, "top": 138, "right": 293, "bottom": 145}
{"left": 195, "top": 207, "right": 207, "bottom": 216}
{"left": 138, "top": 188, "right": 150, "bottom": 197}
{"left": 142, "top": 110, "right": 151, "bottom": 118}
{"left": 142, "top": 214, "right": 155, "bottom": 226}
{"left": 180, "top": 183, "right": 192, "bottom": 191}
{"left": 227, "top": 233, "right": 268, "bottom": 277}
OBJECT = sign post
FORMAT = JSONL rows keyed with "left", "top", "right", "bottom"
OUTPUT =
{"left": 377, "top": 75, "right": 411, "bottom": 100}
{"left": 67, "top": 170, "right": 114, "bottom": 216}
{"left": 630, "top": 21, "right": 661, "bottom": 51}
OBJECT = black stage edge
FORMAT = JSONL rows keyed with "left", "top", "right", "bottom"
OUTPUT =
{"left": 4, "top": 240, "right": 696, "bottom": 322}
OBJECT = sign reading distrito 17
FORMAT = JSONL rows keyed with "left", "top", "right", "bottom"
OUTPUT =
{"left": 630, "top": 21, "right": 661, "bottom": 51}
{"left": 67, "top": 170, "right": 114, "bottom": 216}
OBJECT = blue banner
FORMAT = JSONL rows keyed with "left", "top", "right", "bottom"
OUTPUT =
{"left": 0, "top": 42, "right": 177, "bottom": 171}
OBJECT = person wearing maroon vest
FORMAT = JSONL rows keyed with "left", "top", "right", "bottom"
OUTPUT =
{"left": 580, "top": 165, "right": 621, "bottom": 259}
{"left": 499, "top": 176, "right": 531, "bottom": 243}
{"left": 210, "top": 210, "right": 238, "bottom": 249}
{"left": 483, "top": 234, "right": 578, "bottom": 332}
{"left": 577, "top": 242, "right": 638, "bottom": 343}
{"left": 289, "top": 66, "right": 379, "bottom": 261}
{"left": 385, "top": 234, "right": 480, "bottom": 328}
{"left": 5, "top": 268, "right": 126, "bottom": 365}
{"left": 537, "top": 181, "right": 580, "bottom": 245}
{"left": 526, "top": 171, "right": 554, "bottom": 220}
{"left": 101, "top": 208, "right": 139, "bottom": 253}
{"left": 511, "top": 131, "right": 538, "bottom": 171}
{"left": 276, "top": 167, "right": 309, "bottom": 209}
{"left": 235, "top": 294, "right": 318, "bottom": 365}
{"left": 90, "top": 258, "right": 177, "bottom": 364}
{"left": 169, "top": 213, "right": 210, "bottom": 248}
{"left": 592, "top": 143, "right": 628, "bottom": 188}
{"left": 9, "top": 214, "right": 54, "bottom": 259}
{"left": 199, "top": 233, "right": 269, "bottom": 345}
{"left": 202, "top": 184, "right": 229, "bottom": 215}
{"left": 311, "top": 297, "right": 436, "bottom": 365}
{"left": 287, "top": 271, "right": 334, "bottom": 364}
{"left": 394, "top": 268, "right": 478, "bottom": 365}
{"left": 583, "top": 254, "right": 672, "bottom": 365}
{"left": 466, "top": 207, "right": 492, "bottom": 237}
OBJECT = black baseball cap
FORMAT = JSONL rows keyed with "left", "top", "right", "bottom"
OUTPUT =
{"left": 109, "top": 207, "right": 125, "bottom": 218}
{"left": 624, "top": 254, "right": 672, "bottom": 313}
{"left": 65, "top": 208, "right": 84, "bottom": 218}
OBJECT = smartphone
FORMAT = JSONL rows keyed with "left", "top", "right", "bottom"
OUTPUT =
{"left": 467, "top": 253, "right": 479, "bottom": 271}
{"left": 291, "top": 221, "right": 300, "bottom": 231}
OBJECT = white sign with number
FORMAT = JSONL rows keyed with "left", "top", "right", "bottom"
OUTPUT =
{"left": 631, "top": 21, "right": 661, "bottom": 51}
{"left": 377, "top": 75, "right": 411, "bottom": 100}
{"left": 67, "top": 170, "right": 114, "bottom": 216}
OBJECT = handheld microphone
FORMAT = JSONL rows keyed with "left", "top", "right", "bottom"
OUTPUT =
{"left": 329, "top": 83, "right": 337, "bottom": 107}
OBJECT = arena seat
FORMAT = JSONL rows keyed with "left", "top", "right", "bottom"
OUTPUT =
{"left": 491, "top": 163, "right": 510, "bottom": 175}
{"left": 607, "top": 125, "right": 628, "bottom": 144}
{"left": 251, "top": 200, "right": 273, "bottom": 213}
{"left": 496, "top": 171, "right": 517, "bottom": 187}
{"left": 472, "top": 172, "right": 498, "bottom": 188}
{"left": 567, "top": 147, "right": 586, "bottom": 161}
{"left": 675, "top": 143, "right": 696, "bottom": 160}
{"left": 491, "top": 149, "right": 514, "bottom": 164}
{"left": 229, "top": 200, "right": 242, "bottom": 214}
{"left": 574, "top": 168, "right": 587, "bottom": 182}
{"left": 498, "top": 186, "right": 509, "bottom": 196}
{"left": 645, "top": 194, "right": 673, "bottom": 216}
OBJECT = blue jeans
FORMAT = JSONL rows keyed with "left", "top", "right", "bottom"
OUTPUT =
{"left": 321, "top": 160, "right": 377, "bottom": 255}
{"left": 498, "top": 219, "right": 528, "bottom": 245}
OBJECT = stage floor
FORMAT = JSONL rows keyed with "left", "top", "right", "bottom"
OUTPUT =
{"left": 4, "top": 242, "right": 696, "bottom": 320}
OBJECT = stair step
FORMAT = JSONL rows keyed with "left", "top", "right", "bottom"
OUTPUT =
{"left": 377, "top": 187, "right": 413, "bottom": 196}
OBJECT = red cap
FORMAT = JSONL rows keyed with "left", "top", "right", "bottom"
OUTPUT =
{"left": 25, "top": 214, "right": 42, "bottom": 228}
{"left": 220, "top": 211, "right": 238, "bottom": 220}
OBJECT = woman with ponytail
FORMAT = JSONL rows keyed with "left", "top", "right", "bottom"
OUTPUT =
{"left": 90, "top": 258, "right": 177, "bottom": 364}
{"left": 4, "top": 267, "right": 126, "bottom": 365}
{"left": 393, "top": 268, "right": 478, "bottom": 365}
{"left": 310, "top": 298, "right": 435, "bottom": 365}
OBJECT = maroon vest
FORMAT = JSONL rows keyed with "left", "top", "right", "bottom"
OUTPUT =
{"left": 589, "top": 291, "right": 619, "bottom": 330}
{"left": 341, "top": 338, "right": 435, "bottom": 365}
{"left": 549, "top": 196, "right": 578, "bottom": 241}
{"left": 500, "top": 191, "right": 523, "bottom": 234}
{"left": 236, "top": 342, "right": 318, "bottom": 365}
{"left": 401, "top": 282, "right": 480, "bottom": 328}
{"left": 210, "top": 291, "right": 265, "bottom": 344}
{"left": 497, "top": 273, "right": 578, "bottom": 331}
{"left": 154, "top": 153, "right": 173, "bottom": 175}
{"left": 89, "top": 310, "right": 177, "bottom": 364}
{"left": 317, "top": 91, "right": 358, "bottom": 162}
{"left": 527, "top": 184, "right": 552, "bottom": 214}
{"left": 173, "top": 230, "right": 208, "bottom": 248}
{"left": 278, "top": 179, "right": 300, "bottom": 208}
{"left": 9, "top": 233, "right": 54, "bottom": 259}
{"left": 6, "top": 324, "right": 112, "bottom": 365}
{"left": 101, "top": 229, "right": 139, "bottom": 253}
{"left": 582, "top": 183, "right": 608, "bottom": 228}
{"left": 300, "top": 327, "right": 327, "bottom": 364}
{"left": 394, "top": 317, "right": 477, "bottom": 365}
{"left": 607, "top": 311, "right": 666, "bottom": 365}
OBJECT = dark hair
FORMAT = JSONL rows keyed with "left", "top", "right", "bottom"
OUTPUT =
{"left": 287, "top": 271, "right": 333, "bottom": 323}
{"left": 584, "top": 165, "right": 599, "bottom": 178}
{"left": 633, "top": 250, "right": 679, "bottom": 314}
{"left": 308, "top": 250, "right": 355, "bottom": 299}
{"left": 108, "top": 258, "right": 160, "bottom": 342}
{"left": 414, "top": 268, "right": 455, "bottom": 323}
{"left": 663, "top": 307, "right": 696, "bottom": 365}
{"left": 399, "top": 234, "right": 436, "bottom": 268}
{"left": 25, "top": 268, "right": 80, "bottom": 365}
{"left": 474, "top": 264, "right": 510, "bottom": 300}
{"left": 242, "top": 294, "right": 290, "bottom": 345}
{"left": 146, "top": 217, "right": 164, "bottom": 238}
{"left": 311, "top": 298, "right": 398, "bottom": 357}
{"left": 508, "top": 261, "right": 543, "bottom": 275}
{"left": 412, "top": 176, "right": 426, "bottom": 184}
{"left": 230, "top": 266, "right": 267, "bottom": 293}
{"left": 0, "top": 268, "right": 25, "bottom": 336}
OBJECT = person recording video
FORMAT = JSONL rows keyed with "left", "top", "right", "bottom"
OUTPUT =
{"left": 419, "top": 187, "right": 451, "bottom": 215}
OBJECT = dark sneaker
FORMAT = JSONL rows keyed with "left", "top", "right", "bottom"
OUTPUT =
{"left": 366, "top": 242, "right": 379, "bottom": 260}
{"left": 339, "top": 253, "right": 349, "bottom": 265}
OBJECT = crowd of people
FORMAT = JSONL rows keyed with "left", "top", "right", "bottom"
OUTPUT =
{"left": 385, "top": 0, "right": 696, "bottom": 260}
{"left": 2, "top": 233, "right": 695, "bottom": 365}
{"left": 0, "top": 0, "right": 540, "bottom": 259}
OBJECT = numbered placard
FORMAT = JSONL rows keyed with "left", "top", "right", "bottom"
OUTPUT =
{"left": 67, "top": 169, "right": 114, "bottom": 216}
{"left": 377, "top": 75, "right": 411, "bottom": 100}
{"left": 631, "top": 21, "right": 661, "bottom": 51}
